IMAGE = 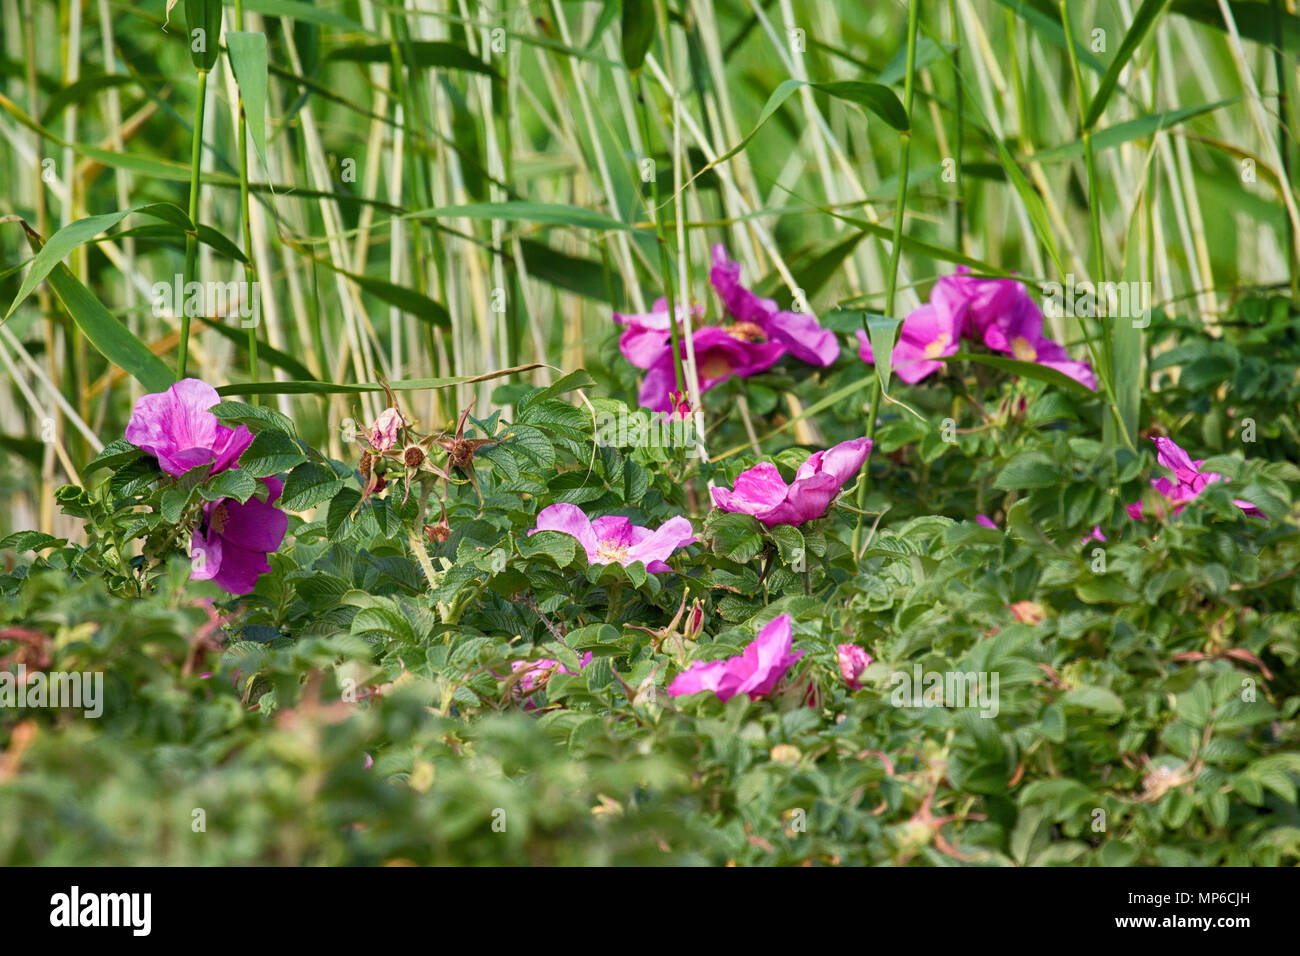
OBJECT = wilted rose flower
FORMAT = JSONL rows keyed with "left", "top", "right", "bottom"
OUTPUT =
{"left": 711, "top": 437, "right": 872, "bottom": 527}
{"left": 190, "top": 477, "right": 289, "bottom": 595}
{"left": 495, "top": 652, "right": 594, "bottom": 710}
{"left": 126, "top": 378, "right": 253, "bottom": 477}
{"left": 837, "top": 644, "right": 872, "bottom": 690}
{"left": 367, "top": 407, "right": 405, "bottom": 452}
{"left": 668, "top": 614, "right": 803, "bottom": 702}
{"left": 508, "top": 653, "right": 593, "bottom": 694}
{"left": 1009, "top": 601, "right": 1046, "bottom": 626}
{"left": 530, "top": 503, "right": 695, "bottom": 572}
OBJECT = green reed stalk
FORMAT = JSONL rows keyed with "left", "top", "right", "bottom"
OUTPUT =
{"left": 1060, "top": 0, "right": 1133, "bottom": 451}
{"left": 853, "top": 0, "right": 919, "bottom": 561}
{"left": 233, "top": 0, "right": 258, "bottom": 399}
{"left": 178, "top": 68, "right": 208, "bottom": 380}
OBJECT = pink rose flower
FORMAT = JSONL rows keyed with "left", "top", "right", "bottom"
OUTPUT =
{"left": 668, "top": 614, "right": 804, "bottom": 702}
{"left": 1128, "top": 436, "right": 1261, "bottom": 519}
{"left": 709, "top": 246, "right": 839, "bottom": 367}
{"left": 613, "top": 298, "right": 704, "bottom": 370}
{"left": 190, "top": 477, "right": 289, "bottom": 595}
{"left": 637, "top": 325, "right": 785, "bottom": 413}
{"left": 856, "top": 299, "right": 965, "bottom": 384}
{"left": 710, "top": 437, "right": 872, "bottom": 527}
{"left": 837, "top": 643, "right": 872, "bottom": 690}
{"left": 530, "top": 503, "right": 695, "bottom": 572}
{"left": 126, "top": 378, "right": 253, "bottom": 477}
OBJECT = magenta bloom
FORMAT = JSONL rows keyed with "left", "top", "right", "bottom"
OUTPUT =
{"left": 190, "top": 477, "right": 289, "bottom": 595}
{"left": 975, "top": 514, "right": 999, "bottom": 530}
{"left": 638, "top": 325, "right": 785, "bottom": 413}
{"left": 126, "top": 378, "right": 252, "bottom": 477}
{"left": 855, "top": 299, "right": 965, "bottom": 384}
{"left": 711, "top": 437, "right": 872, "bottom": 527}
{"left": 531, "top": 502, "right": 695, "bottom": 572}
{"left": 709, "top": 246, "right": 839, "bottom": 366}
{"left": 837, "top": 644, "right": 872, "bottom": 690}
{"left": 859, "top": 269, "right": 1097, "bottom": 390}
{"left": 1129, "top": 437, "right": 1260, "bottom": 518}
{"left": 508, "top": 653, "right": 594, "bottom": 694}
{"left": 613, "top": 298, "right": 704, "bottom": 370}
{"left": 932, "top": 268, "right": 1021, "bottom": 345}
{"left": 495, "top": 652, "right": 594, "bottom": 710}
{"left": 668, "top": 614, "right": 803, "bottom": 702}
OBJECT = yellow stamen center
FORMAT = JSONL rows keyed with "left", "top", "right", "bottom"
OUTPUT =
{"left": 1011, "top": 336, "right": 1037, "bottom": 362}
{"left": 595, "top": 541, "right": 629, "bottom": 563}
{"left": 923, "top": 332, "right": 951, "bottom": 359}
{"left": 726, "top": 322, "right": 766, "bottom": 342}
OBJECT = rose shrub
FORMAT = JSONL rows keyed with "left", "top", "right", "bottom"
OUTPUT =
{"left": 2, "top": 283, "right": 1298, "bottom": 866}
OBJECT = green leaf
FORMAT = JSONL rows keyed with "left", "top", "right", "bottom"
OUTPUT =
{"left": 1171, "top": 0, "right": 1300, "bottom": 53}
{"left": 328, "top": 41, "right": 500, "bottom": 80}
{"left": 864, "top": 312, "right": 902, "bottom": 394}
{"left": 185, "top": 0, "right": 223, "bottom": 71}
{"left": 226, "top": 32, "right": 270, "bottom": 172}
{"left": 13, "top": 221, "right": 175, "bottom": 393}
{"left": 707, "top": 512, "right": 765, "bottom": 563}
{"left": 621, "top": 0, "right": 655, "bottom": 72}
{"left": 942, "top": 351, "right": 1096, "bottom": 395}
{"left": 199, "top": 468, "right": 259, "bottom": 504}
{"left": 0, "top": 531, "right": 67, "bottom": 553}
{"left": 1084, "top": 0, "right": 1171, "bottom": 129}
{"left": 708, "top": 79, "right": 909, "bottom": 178}
{"left": 994, "top": 451, "right": 1061, "bottom": 490}
{"left": 7, "top": 205, "right": 193, "bottom": 319}
{"left": 988, "top": 0, "right": 1106, "bottom": 74}
{"left": 326, "top": 487, "right": 362, "bottom": 540}
{"left": 85, "top": 438, "right": 145, "bottom": 474}
{"left": 1060, "top": 685, "right": 1125, "bottom": 717}
{"left": 209, "top": 400, "right": 298, "bottom": 437}
{"left": 239, "top": 430, "right": 307, "bottom": 478}
{"left": 1033, "top": 100, "right": 1238, "bottom": 164}
{"left": 406, "top": 201, "right": 633, "bottom": 233}
{"left": 280, "top": 462, "right": 345, "bottom": 512}
{"left": 1075, "top": 575, "right": 1139, "bottom": 604}
{"left": 518, "top": 529, "right": 578, "bottom": 568}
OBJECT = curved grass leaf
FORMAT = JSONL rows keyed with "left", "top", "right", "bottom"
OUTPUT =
{"left": 328, "top": 41, "right": 500, "bottom": 81}
{"left": 942, "top": 351, "right": 1096, "bottom": 396}
{"left": 1034, "top": 99, "right": 1238, "bottom": 164}
{"left": 1084, "top": 0, "right": 1171, "bottom": 129}
{"left": 215, "top": 364, "right": 545, "bottom": 396}
{"left": 405, "top": 202, "right": 633, "bottom": 233}
{"left": 13, "top": 221, "right": 175, "bottom": 392}
{"left": 6, "top": 204, "right": 194, "bottom": 319}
